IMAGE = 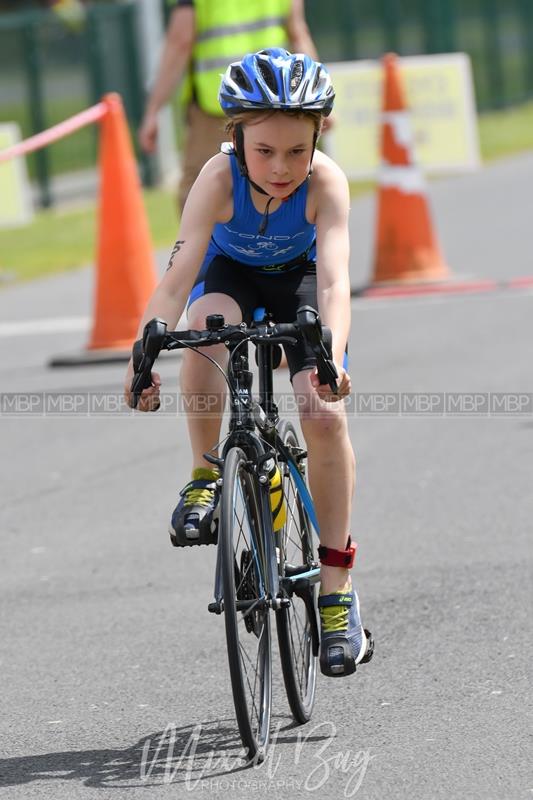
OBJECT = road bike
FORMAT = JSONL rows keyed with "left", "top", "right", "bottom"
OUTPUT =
{"left": 130, "top": 305, "right": 373, "bottom": 761}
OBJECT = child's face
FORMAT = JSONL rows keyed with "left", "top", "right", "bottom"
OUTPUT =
{"left": 242, "top": 114, "right": 316, "bottom": 198}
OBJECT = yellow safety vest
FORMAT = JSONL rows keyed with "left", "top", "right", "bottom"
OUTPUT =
{"left": 188, "top": 0, "right": 291, "bottom": 116}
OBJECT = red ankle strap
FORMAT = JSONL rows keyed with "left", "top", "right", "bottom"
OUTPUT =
{"left": 318, "top": 536, "right": 357, "bottom": 568}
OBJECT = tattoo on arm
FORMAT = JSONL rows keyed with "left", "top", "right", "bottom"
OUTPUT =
{"left": 167, "top": 240, "right": 185, "bottom": 271}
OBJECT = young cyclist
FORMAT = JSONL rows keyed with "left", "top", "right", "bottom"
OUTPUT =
{"left": 124, "top": 48, "right": 373, "bottom": 678}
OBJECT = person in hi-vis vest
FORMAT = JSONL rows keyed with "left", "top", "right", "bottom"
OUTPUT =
{"left": 139, "top": 0, "right": 321, "bottom": 212}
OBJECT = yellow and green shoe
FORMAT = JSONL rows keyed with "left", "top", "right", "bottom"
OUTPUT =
{"left": 169, "top": 467, "right": 220, "bottom": 547}
{"left": 318, "top": 588, "right": 374, "bottom": 677}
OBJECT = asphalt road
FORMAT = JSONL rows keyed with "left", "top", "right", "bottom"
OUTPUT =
{"left": 1, "top": 153, "right": 532, "bottom": 800}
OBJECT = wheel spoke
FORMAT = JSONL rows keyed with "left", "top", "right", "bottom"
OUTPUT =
{"left": 288, "top": 607, "right": 307, "bottom": 688}
{"left": 221, "top": 447, "right": 271, "bottom": 757}
{"left": 238, "top": 620, "right": 267, "bottom": 728}
{"left": 275, "top": 425, "right": 317, "bottom": 723}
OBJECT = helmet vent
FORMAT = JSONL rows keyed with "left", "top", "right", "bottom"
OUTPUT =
{"left": 290, "top": 61, "right": 304, "bottom": 93}
{"left": 312, "top": 66, "right": 324, "bottom": 92}
{"left": 230, "top": 65, "right": 252, "bottom": 92}
{"left": 257, "top": 60, "right": 278, "bottom": 94}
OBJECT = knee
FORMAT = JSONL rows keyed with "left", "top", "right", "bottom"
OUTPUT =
{"left": 299, "top": 403, "right": 348, "bottom": 443}
{"left": 181, "top": 346, "right": 226, "bottom": 391}
{"left": 187, "top": 297, "right": 241, "bottom": 331}
{"left": 187, "top": 308, "right": 208, "bottom": 330}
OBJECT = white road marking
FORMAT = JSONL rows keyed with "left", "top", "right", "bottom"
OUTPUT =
{"left": 0, "top": 312, "right": 190, "bottom": 338}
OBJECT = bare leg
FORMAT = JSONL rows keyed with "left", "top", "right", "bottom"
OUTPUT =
{"left": 181, "top": 293, "right": 242, "bottom": 469}
{"left": 292, "top": 369, "right": 355, "bottom": 594}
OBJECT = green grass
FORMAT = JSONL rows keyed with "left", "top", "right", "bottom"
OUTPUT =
{"left": 0, "top": 187, "right": 179, "bottom": 282}
{"left": 0, "top": 202, "right": 96, "bottom": 281}
{"left": 478, "top": 100, "right": 533, "bottom": 161}
{"left": 1, "top": 101, "right": 532, "bottom": 284}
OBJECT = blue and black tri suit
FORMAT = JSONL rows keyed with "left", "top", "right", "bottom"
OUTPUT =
{"left": 188, "top": 151, "right": 320, "bottom": 379}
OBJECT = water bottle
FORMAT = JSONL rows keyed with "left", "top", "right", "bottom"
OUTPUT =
{"left": 265, "top": 458, "right": 287, "bottom": 532}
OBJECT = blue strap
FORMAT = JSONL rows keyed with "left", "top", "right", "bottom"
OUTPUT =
{"left": 318, "top": 591, "right": 354, "bottom": 608}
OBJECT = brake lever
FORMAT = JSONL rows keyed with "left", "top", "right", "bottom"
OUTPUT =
{"left": 130, "top": 318, "right": 167, "bottom": 408}
{"left": 316, "top": 348, "right": 339, "bottom": 394}
{"left": 296, "top": 306, "right": 339, "bottom": 394}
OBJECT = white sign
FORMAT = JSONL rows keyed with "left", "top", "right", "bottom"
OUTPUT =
{"left": 325, "top": 53, "right": 480, "bottom": 180}
{"left": 0, "top": 123, "right": 33, "bottom": 228}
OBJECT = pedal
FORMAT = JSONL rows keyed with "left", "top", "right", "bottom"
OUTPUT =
{"left": 169, "top": 516, "right": 218, "bottom": 547}
{"left": 319, "top": 628, "right": 374, "bottom": 677}
{"left": 319, "top": 637, "right": 357, "bottom": 677}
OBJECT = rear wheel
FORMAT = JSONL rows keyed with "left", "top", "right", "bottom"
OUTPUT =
{"left": 275, "top": 421, "right": 318, "bottom": 723}
{"left": 220, "top": 446, "right": 272, "bottom": 760}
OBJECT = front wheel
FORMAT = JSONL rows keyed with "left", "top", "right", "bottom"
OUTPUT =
{"left": 275, "top": 421, "right": 318, "bottom": 723}
{"left": 219, "top": 446, "right": 272, "bottom": 760}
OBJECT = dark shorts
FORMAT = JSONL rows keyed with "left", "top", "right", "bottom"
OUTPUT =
{"left": 188, "top": 255, "right": 319, "bottom": 379}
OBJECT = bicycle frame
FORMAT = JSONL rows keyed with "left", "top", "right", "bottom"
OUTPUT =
{"left": 210, "top": 325, "right": 321, "bottom": 615}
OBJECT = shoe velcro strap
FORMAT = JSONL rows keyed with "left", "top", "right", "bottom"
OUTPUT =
{"left": 318, "top": 592, "right": 353, "bottom": 608}
{"left": 318, "top": 537, "right": 357, "bottom": 568}
{"left": 180, "top": 479, "right": 217, "bottom": 496}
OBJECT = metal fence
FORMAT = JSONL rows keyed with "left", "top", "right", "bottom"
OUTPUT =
{"left": 2, "top": 0, "right": 533, "bottom": 206}
{"left": 0, "top": 1, "right": 146, "bottom": 207}
{"left": 307, "top": 0, "right": 533, "bottom": 112}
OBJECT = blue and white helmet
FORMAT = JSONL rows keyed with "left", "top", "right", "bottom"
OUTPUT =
{"left": 219, "top": 48, "right": 335, "bottom": 117}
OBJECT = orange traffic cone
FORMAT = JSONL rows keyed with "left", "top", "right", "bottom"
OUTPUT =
{"left": 372, "top": 53, "right": 449, "bottom": 284}
{"left": 48, "top": 94, "right": 158, "bottom": 367}
{"left": 87, "top": 93, "right": 157, "bottom": 352}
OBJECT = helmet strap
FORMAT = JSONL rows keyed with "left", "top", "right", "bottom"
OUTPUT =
{"left": 233, "top": 124, "right": 247, "bottom": 176}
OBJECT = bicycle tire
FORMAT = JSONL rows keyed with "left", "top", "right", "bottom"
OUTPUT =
{"left": 275, "top": 421, "right": 318, "bottom": 723}
{"left": 220, "top": 446, "right": 272, "bottom": 760}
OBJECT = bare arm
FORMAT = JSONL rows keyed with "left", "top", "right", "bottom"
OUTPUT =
{"left": 135, "top": 159, "right": 228, "bottom": 335}
{"left": 124, "top": 156, "right": 230, "bottom": 408}
{"left": 138, "top": 6, "right": 195, "bottom": 152}
{"left": 313, "top": 157, "right": 351, "bottom": 396}
{"left": 286, "top": 0, "right": 318, "bottom": 59}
